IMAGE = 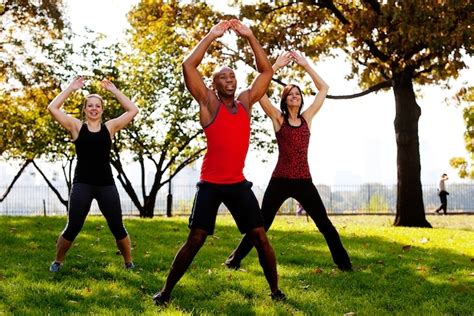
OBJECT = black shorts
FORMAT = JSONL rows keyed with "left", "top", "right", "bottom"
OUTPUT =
{"left": 189, "top": 180, "right": 264, "bottom": 235}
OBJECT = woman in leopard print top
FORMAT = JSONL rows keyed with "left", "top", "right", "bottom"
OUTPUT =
{"left": 226, "top": 51, "right": 352, "bottom": 271}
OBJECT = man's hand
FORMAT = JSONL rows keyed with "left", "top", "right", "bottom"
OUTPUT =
{"left": 209, "top": 20, "right": 230, "bottom": 38}
{"left": 229, "top": 19, "right": 253, "bottom": 38}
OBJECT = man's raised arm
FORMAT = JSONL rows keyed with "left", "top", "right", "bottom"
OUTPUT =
{"left": 230, "top": 19, "right": 273, "bottom": 108}
{"left": 182, "top": 21, "right": 229, "bottom": 106}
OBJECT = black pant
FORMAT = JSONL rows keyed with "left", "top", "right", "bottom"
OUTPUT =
{"left": 61, "top": 183, "right": 128, "bottom": 241}
{"left": 435, "top": 191, "right": 448, "bottom": 214}
{"left": 227, "top": 178, "right": 351, "bottom": 268}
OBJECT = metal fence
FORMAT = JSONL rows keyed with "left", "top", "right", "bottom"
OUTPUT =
{"left": 1, "top": 183, "right": 473, "bottom": 216}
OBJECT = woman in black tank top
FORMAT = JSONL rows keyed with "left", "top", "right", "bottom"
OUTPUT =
{"left": 226, "top": 52, "right": 352, "bottom": 271}
{"left": 47, "top": 77, "right": 138, "bottom": 272}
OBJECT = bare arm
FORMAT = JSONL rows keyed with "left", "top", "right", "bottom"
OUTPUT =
{"left": 182, "top": 21, "right": 228, "bottom": 108}
{"left": 47, "top": 77, "right": 83, "bottom": 139}
{"left": 258, "top": 53, "right": 292, "bottom": 131}
{"left": 231, "top": 20, "right": 273, "bottom": 111}
{"left": 292, "top": 52, "right": 329, "bottom": 128}
{"left": 103, "top": 79, "right": 139, "bottom": 138}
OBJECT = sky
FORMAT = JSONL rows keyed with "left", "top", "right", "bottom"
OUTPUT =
{"left": 51, "top": 0, "right": 473, "bottom": 186}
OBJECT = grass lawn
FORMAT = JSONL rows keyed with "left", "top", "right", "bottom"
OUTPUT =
{"left": 0, "top": 215, "right": 472, "bottom": 315}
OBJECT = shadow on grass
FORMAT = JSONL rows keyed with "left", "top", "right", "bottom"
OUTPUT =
{"left": 0, "top": 216, "right": 472, "bottom": 315}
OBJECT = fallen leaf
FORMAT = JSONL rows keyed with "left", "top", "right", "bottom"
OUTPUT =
{"left": 376, "top": 260, "right": 384, "bottom": 265}
{"left": 313, "top": 268, "right": 323, "bottom": 274}
{"left": 402, "top": 245, "right": 412, "bottom": 251}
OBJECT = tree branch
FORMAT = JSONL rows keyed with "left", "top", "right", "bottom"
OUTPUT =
{"left": 163, "top": 130, "right": 203, "bottom": 172}
{"left": 362, "top": 0, "right": 381, "bottom": 14}
{"left": 255, "top": 3, "right": 295, "bottom": 14}
{"left": 313, "top": 0, "right": 390, "bottom": 62}
{"left": 161, "top": 147, "right": 207, "bottom": 187}
{"left": 327, "top": 80, "right": 392, "bottom": 99}
{"left": 32, "top": 160, "right": 68, "bottom": 208}
{"left": 0, "top": 159, "right": 32, "bottom": 202}
{"left": 273, "top": 76, "right": 392, "bottom": 99}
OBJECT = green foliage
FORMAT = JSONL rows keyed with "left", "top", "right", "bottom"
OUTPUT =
{"left": 1, "top": 1, "right": 73, "bottom": 160}
{"left": 127, "top": 0, "right": 277, "bottom": 155}
{"left": 234, "top": 1, "right": 472, "bottom": 89}
{"left": 450, "top": 87, "right": 474, "bottom": 179}
{"left": 0, "top": 215, "right": 472, "bottom": 314}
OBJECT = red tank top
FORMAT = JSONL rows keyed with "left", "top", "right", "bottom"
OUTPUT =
{"left": 272, "top": 117, "right": 312, "bottom": 179}
{"left": 201, "top": 101, "right": 250, "bottom": 184}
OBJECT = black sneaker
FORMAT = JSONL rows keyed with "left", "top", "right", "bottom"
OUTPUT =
{"left": 153, "top": 291, "right": 170, "bottom": 306}
{"left": 49, "top": 261, "right": 62, "bottom": 272}
{"left": 338, "top": 264, "right": 353, "bottom": 272}
{"left": 270, "top": 290, "right": 286, "bottom": 301}
{"left": 224, "top": 259, "right": 240, "bottom": 270}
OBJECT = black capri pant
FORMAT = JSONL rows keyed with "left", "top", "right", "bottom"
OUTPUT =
{"left": 61, "top": 183, "right": 128, "bottom": 242}
{"left": 228, "top": 177, "right": 351, "bottom": 268}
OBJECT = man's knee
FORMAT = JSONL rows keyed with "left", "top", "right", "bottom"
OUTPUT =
{"left": 186, "top": 228, "right": 208, "bottom": 248}
{"left": 248, "top": 227, "right": 269, "bottom": 248}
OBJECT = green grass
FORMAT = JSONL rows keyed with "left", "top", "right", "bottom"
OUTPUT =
{"left": 0, "top": 215, "right": 472, "bottom": 315}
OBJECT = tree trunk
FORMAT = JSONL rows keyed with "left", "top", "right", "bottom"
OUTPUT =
{"left": 392, "top": 70, "right": 431, "bottom": 227}
{"left": 142, "top": 196, "right": 156, "bottom": 218}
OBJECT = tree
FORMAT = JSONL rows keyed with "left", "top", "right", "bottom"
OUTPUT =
{"left": 223, "top": 1, "right": 473, "bottom": 227}
{"left": 450, "top": 87, "right": 474, "bottom": 179}
{"left": 105, "top": 48, "right": 207, "bottom": 218}
{"left": 123, "top": 1, "right": 277, "bottom": 216}
{"left": 0, "top": 0, "right": 74, "bottom": 205}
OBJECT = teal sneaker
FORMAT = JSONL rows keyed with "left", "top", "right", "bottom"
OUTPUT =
{"left": 49, "top": 261, "right": 62, "bottom": 272}
{"left": 125, "top": 262, "right": 135, "bottom": 270}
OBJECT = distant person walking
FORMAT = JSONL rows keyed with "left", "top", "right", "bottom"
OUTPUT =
{"left": 151, "top": 19, "right": 285, "bottom": 306}
{"left": 296, "top": 201, "right": 306, "bottom": 216}
{"left": 435, "top": 173, "right": 449, "bottom": 215}
{"left": 47, "top": 77, "right": 138, "bottom": 272}
{"left": 225, "top": 52, "right": 352, "bottom": 272}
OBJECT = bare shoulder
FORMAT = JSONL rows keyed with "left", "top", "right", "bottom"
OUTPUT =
{"left": 236, "top": 89, "right": 251, "bottom": 111}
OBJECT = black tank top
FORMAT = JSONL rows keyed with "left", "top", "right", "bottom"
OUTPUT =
{"left": 73, "top": 124, "right": 114, "bottom": 186}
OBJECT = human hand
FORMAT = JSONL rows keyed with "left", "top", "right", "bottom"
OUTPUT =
{"left": 274, "top": 52, "right": 292, "bottom": 70}
{"left": 67, "top": 76, "right": 85, "bottom": 91}
{"left": 209, "top": 20, "right": 230, "bottom": 38}
{"left": 101, "top": 79, "right": 119, "bottom": 94}
{"left": 289, "top": 51, "right": 309, "bottom": 68}
{"left": 229, "top": 19, "right": 253, "bottom": 38}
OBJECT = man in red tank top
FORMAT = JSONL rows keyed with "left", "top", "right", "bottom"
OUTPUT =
{"left": 152, "top": 19, "right": 285, "bottom": 305}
